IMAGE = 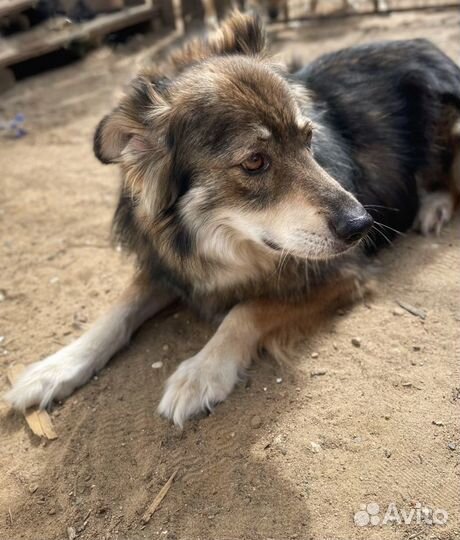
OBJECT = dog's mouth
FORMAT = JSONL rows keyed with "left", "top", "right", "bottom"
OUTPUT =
{"left": 261, "top": 225, "right": 371, "bottom": 260}
{"left": 259, "top": 204, "right": 373, "bottom": 260}
{"left": 261, "top": 236, "right": 283, "bottom": 252}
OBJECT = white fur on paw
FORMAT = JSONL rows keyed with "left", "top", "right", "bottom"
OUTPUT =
{"left": 158, "top": 352, "right": 239, "bottom": 427}
{"left": 415, "top": 192, "right": 454, "bottom": 236}
{"left": 5, "top": 349, "right": 93, "bottom": 411}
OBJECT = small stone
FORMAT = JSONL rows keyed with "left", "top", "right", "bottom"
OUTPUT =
{"left": 67, "top": 527, "right": 77, "bottom": 540}
{"left": 384, "top": 415, "right": 391, "bottom": 420}
{"left": 0, "top": 290, "right": 6, "bottom": 302}
{"left": 151, "top": 361, "right": 163, "bottom": 369}
{"left": 162, "top": 344, "right": 170, "bottom": 352}
{"left": 250, "top": 415, "right": 262, "bottom": 429}
{"left": 311, "top": 352, "right": 319, "bottom": 359}
{"left": 73, "top": 312, "right": 88, "bottom": 324}
{"left": 432, "top": 420, "right": 444, "bottom": 426}
{"left": 384, "top": 449, "right": 392, "bottom": 458}
{"left": 412, "top": 345, "right": 421, "bottom": 352}
{"left": 49, "top": 276, "right": 60, "bottom": 284}
{"left": 0, "top": 336, "right": 4, "bottom": 344}
{"left": 448, "top": 442, "right": 457, "bottom": 451}
{"left": 351, "top": 337, "right": 361, "bottom": 348}
{"left": 310, "top": 370, "right": 327, "bottom": 377}
{"left": 392, "top": 307, "right": 405, "bottom": 316}
{"left": 48, "top": 508, "right": 56, "bottom": 515}
{"left": 28, "top": 484, "right": 39, "bottom": 494}
{"left": 310, "top": 441, "right": 322, "bottom": 453}
{"left": 275, "top": 377, "right": 283, "bottom": 384}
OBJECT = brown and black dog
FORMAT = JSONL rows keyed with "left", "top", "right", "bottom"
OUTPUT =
{"left": 6, "top": 13, "right": 460, "bottom": 426}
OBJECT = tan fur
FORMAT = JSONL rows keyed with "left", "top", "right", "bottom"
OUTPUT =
{"left": 5, "top": 13, "right": 387, "bottom": 425}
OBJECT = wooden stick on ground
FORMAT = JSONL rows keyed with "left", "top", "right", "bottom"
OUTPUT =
{"left": 7, "top": 364, "right": 58, "bottom": 440}
{"left": 141, "top": 468, "right": 179, "bottom": 524}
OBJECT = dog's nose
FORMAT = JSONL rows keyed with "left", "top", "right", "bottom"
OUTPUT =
{"left": 330, "top": 209, "right": 373, "bottom": 244}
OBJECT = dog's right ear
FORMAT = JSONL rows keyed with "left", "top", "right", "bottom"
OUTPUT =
{"left": 93, "top": 77, "right": 170, "bottom": 164}
{"left": 93, "top": 110, "right": 134, "bottom": 164}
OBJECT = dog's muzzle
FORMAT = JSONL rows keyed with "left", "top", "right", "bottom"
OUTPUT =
{"left": 329, "top": 208, "right": 374, "bottom": 244}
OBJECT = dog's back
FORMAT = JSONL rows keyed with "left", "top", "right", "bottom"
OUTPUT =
{"left": 294, "top": 39, "right": 460, "bottom": 244}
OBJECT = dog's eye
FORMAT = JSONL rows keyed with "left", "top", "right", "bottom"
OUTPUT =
{"left": 241, "top": 153, "right": 269, "bottom": 174}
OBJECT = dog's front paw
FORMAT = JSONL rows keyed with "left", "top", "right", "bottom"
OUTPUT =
{"left": 158, "top": 352, "right": 239, "bottom": 427}
{"left": 5, "top": 349, "right": 91, "bottom": 411}
{"left": 415, "top": 191, "right": 454, "bottom": 236}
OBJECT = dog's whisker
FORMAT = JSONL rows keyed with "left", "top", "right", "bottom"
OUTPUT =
{"left": 363, "top": 233, "right": 378, "bottom": 251}
{"left": 363, "top": 204, "right": 400, "bottom": 212}
{"left": 371, "top": 223, "right": 393, "bottom": 246}
{"left": 277, "top": 247, "right": 292, "bottom": 289}
{"left": 373, "top": 219, "right": 405, "bottom": 237}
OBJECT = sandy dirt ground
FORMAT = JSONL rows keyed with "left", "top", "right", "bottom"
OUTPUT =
{"left": 1, "top": 9, "right": 459, "bottom": 540}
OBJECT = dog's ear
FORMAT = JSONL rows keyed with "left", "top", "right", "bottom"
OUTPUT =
{"left": 209, "top": 11, "right": 267, "bottom": 56}
{"left": 170, "top": 11, "right": 266, "bottom": 70}
{"left": 94, "top": 77, "right": 176, "bottom": 217}
{"left": 93, "top": 110, "right": 139, "bottom": 164}
{"left": 93, "top": 77, "right": 170, "bottom": 164}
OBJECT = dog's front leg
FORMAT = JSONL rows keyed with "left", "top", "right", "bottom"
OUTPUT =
{"left": 158, "top": 273, "right": 366, "bottom": 427}
{"left": 5, "top": 272, "right": 175, "bottom": 411}
{"left": 158, "top": 301, "right": 265, "bottom": 427}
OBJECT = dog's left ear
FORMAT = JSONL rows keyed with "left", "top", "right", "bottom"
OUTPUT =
{"left": 209, "top": 11, "right": 267, "bottom": 56}
{"left": 171, "top": 11, "right": 267, "bottom": 70}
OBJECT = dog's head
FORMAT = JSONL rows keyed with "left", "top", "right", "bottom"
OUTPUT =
{"left": 94, "top": 12, "right": 372, "bottom": 264}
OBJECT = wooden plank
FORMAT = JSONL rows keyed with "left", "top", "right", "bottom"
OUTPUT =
{"left": 0, "top": 1, "right": 158, "bottom": 69}
{"left": 157, "top": 0, "right": 175, "bottom": 28}
{"left": 7, "top": 364, "right": 58, "bottom": 440}
{"left": 0, "top": 0, "right": 37, "bottom": 19}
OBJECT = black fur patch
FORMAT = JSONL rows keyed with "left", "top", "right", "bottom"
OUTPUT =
{"left": 295, "top": 38, "right": 460, "bottom": 247}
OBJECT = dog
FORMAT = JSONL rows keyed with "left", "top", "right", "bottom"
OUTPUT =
{"left": 6, "top": 12, "right": 460, "bottom": 426}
